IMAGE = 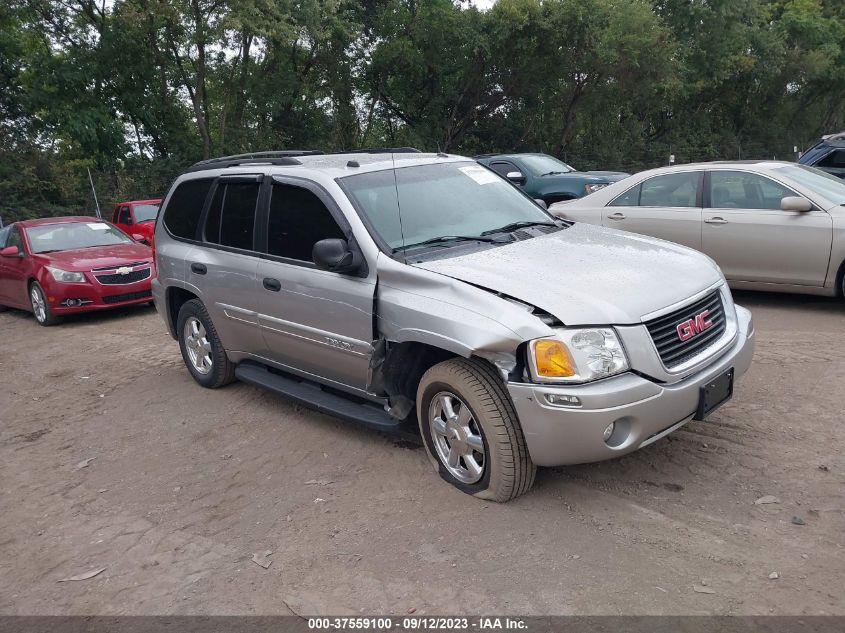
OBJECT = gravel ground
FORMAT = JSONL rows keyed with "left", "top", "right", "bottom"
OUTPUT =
{"left": 0, "top": 291, "right": 843, "bottom": 616}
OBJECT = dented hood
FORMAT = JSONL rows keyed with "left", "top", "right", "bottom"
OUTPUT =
{"left": 412, "top": 223, "right": 723, "bottom": 325}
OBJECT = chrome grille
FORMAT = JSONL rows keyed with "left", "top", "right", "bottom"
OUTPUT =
{"left": 645, "top": 291, "right": 726, "bottom": 368}
{"left": 91, "top": 261, "right": 148, "bottom": 272}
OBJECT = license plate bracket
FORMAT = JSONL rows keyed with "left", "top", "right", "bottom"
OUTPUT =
{"left": 695, "top": 368, "right": 734, "bottom": 420}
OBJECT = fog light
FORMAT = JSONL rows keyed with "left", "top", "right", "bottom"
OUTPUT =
{"left": 545, "top": 393, "right": 582, "bottom": 407}
{"left": 603, "top": 422, "right": 615, "bottom": 442}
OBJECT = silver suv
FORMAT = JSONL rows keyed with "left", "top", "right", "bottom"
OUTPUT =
{"left": 152, "top": 150, "right": 755, "bottom": 502}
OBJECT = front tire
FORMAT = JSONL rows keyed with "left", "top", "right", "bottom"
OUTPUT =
{"left": 417, "top": 358, "right": 536, "bottom": 502}
{"left": 30, "top": 282, "right": 59, "bottom": 326}
{"left": 177, "top": 299, "right": 235, "bottom": 388}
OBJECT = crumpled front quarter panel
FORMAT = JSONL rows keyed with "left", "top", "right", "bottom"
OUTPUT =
{"left": 375, "top": 254, "right": 552, "bottom": 359}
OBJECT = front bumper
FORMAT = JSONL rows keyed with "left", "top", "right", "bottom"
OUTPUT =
{"left": 45, "top": 280, "right": 153, "bottom": 315}
{"left": 507, "top": 305, "right": 755, "bottom": 467}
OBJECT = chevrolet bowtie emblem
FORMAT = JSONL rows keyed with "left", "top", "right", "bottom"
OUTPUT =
{"left": 115, "top": 266, "right": 133, "bottom": 275}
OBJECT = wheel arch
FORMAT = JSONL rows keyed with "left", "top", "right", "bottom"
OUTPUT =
{"left": 165, "top": 286, "right": 200, "bottom": 339}
{"left": 372, "top": 338, "right": 517, "bottom": 420}
{"left": 836, "top": 256, "right": 845, "bottom": 297}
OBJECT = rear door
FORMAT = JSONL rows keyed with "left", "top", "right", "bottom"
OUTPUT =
{"left": 603, "top": 171, "right": 704, "bottom": 251}
{"left": 256, "top": 177, "right": 376, "bottom": 391}
{"left": 701, "top": 170, "right": 832, "bottom": 286}
{"left": 184, "top": 175, "right": 265, "bottom": 353}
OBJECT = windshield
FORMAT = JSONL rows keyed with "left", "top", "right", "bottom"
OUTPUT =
{"left": 133, "top": 204, "right": 159, "bottom": 223}
{"left": 340, "top": 161, "right": 554, "bottom": 251}
{"left": 519, "top": 154, "right": 576, "bottom": 175}
{"left": 26, "top": 222, "right": 133, "bottom": 254}
{"left": 774, "top": 165, "right": 845, "bottom": 204}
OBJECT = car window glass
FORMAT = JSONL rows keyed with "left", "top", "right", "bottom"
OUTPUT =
{"left": 818, "top": 150, "right": 845, "bottom": 168}
{"left": 709, "top": 171, "right": 796, "bottom": 210}
{"left": 0, "top": 225, "right": 10, "bottom": 247}
{"left": 7, "top": 226, "right": 23, "bottom": 250}
{"left": 609, "top": 184, "right": 641, "bottom": 206}
{"left": 489, "top": 162, "right": 516, "bottom": 177}
{"left": 118, "top": 206, "right": 132, "bottom": 224}
{"left": 268, "top": 183, "right": 346, "bottom": 261}
{"left": 341, "top": 162, "right": 552, "bottom": 251}
{"left": 163, "top": 178, "right": 214, "bottom": 239}
{"left": 639, "top": 173, "right": 699, "bottom": 207}
{"left": 203, "top": 181, "right": 259, "bottom": 250}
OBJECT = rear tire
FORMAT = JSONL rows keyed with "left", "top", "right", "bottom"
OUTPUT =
{"left": 177, "top": 299, "right": 235, "bottom": 388}
{"left": 29, "top": 282, "right": 60, "bottom": 326}
{"left": 417, "top": 357, "right": 536, "bottom": 502}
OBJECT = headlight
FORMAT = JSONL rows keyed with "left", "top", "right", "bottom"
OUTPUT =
{"left": 46, "top": 266, "right": 86, "bottom": 283}
{"left": 529, "top": 328, "right": 629, "bottom": 383}
{"left": 584, "top": 183, "right": 609, "bottom": 195}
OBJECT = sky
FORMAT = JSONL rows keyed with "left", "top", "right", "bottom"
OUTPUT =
{"left": 468, "top": 0, "right": 498, "bottom": 9}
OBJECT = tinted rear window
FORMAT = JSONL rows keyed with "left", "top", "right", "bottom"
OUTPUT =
{"left": 163, "top": 178, "right": 214, "bottom": 239}
{"left": 202, "top": 181, "right": 260, "bottom": 250}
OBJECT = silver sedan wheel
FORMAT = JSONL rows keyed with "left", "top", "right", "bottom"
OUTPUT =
{"left": 30, "top": 286, "right": 47, "bottom": 323}
{"left": 183, "top": 317, "right": 213, "bottom": 375}
{"left": 429, "top": 391, "right": 486, "bottom": 484}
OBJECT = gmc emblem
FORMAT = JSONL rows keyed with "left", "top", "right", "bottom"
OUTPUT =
{"left": 677, "top": 310, "right": 713, "bottom": 342}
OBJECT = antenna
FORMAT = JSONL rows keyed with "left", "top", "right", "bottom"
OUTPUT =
{"left": 87, "top": 167, "right": 102, "bottom": 219}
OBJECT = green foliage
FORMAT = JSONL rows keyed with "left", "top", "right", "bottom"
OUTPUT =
{"left": 1, "top": 0, "right": 844, "bottom": 223}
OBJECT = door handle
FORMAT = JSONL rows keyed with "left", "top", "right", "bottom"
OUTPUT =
{"left": 606, "top": 212, "right": 626, "bottom": 220}
{"left": 263, "top": 277, "right": 281, "bottom": 292}
{"left": 704, "top": 217, "right": 728, "bottom": 225}
{"left": 190, "top": 263, "right": 207, "bottom": 275}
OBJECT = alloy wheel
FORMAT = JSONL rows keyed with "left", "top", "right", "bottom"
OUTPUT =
{"left": 183, "top": 316, "right": 213, "bottom": 375}
{"left": 30, "top": 286, "right": 47, "bottom": 323}
{"left": 428, "top": 391, "right": 486, "bottom": 484}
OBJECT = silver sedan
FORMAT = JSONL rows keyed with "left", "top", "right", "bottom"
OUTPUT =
{"left": 549, "top": 161, "right": 845, "bottom": 297}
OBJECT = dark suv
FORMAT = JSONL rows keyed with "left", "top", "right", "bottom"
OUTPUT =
{"left": 476, "top": 153, "right": 628, "bottom": 206}
{"left": 799, "top": 132, "right": 845, "bottom": 179}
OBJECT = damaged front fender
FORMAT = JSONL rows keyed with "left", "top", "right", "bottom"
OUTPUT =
{"left": 375, "top": 254, "right": 554, "bottom": 367}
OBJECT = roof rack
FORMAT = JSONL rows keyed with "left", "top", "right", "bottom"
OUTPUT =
{"left": 184, "top": 147, "right": 424, "bottom": 173}
{"left": 329, "top": 147, "right": 422, "bottom": 155}
{"left": 185, "top": 150, "right": 324, "bottom": 173}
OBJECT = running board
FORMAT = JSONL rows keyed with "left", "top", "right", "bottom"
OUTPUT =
{"left": 235, "top": 361, "right": 414, "bottom": 436}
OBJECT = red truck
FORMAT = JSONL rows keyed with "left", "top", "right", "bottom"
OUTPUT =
{"left": 111, "top": 199, "right": 161, "bottom": 245}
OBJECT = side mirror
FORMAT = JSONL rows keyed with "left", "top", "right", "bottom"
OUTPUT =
{"left": 131, "top": 233, "right": 147, "bottom": 243}
{"left": 312, "top": 238, "right": 360, "bottom": 274}
{"left": 534, "top": 198, "right": 548, "bottom": 210}
{"left": 506, "top": 171, "right": 526, "bottom": 185}
{"left": 781, "top": 196, "right": 812, "bottom": 212}
{"left": 0, "top": 245, "right": 21, "bottom": 258}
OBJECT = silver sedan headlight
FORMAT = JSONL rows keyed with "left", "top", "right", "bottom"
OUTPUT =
{"left": 528, "top": 328, "right": 629, "bottom": 384}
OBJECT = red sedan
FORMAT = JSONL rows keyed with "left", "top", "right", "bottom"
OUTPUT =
{"left": 111, "top": 199, "right": 161, "bottom": 245}
{"left": 0, "top": 216, "right": 156, "bottom": 326}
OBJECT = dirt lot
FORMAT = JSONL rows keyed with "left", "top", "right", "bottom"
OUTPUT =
{"left": 0, "top": 291, "right": 843, "bottom": 616}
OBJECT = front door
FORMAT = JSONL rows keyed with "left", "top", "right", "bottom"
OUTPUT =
{"left": 115, "top": 205, "right": 132, "bottom": 235}
{"left": 256, "top": 178, "right": 376, "bottom": 392}
{"left": 701, "top": 170, "right": 832, "bottom": 286}
{"left": 603, "top": 171, "right": 704, "bottom": 251}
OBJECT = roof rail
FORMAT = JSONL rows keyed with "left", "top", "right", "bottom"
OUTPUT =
{"left": 183, "top": 147, "right": 424, "bottom": 174}
{"left": 185, "top": 150, "right": 324, "bottom": 173}
{"left": 329, "top": 147, "right": 422, "bottom": 155}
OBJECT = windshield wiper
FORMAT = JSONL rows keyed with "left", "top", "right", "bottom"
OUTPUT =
{"left": 539, "top": 170, "right": 567, "bottom": 176}
{"left": 480, "top": 220, "right": 558, "bottom": 236}
{"left": 399, "top": 234, "right": 512, "bottom": 251}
